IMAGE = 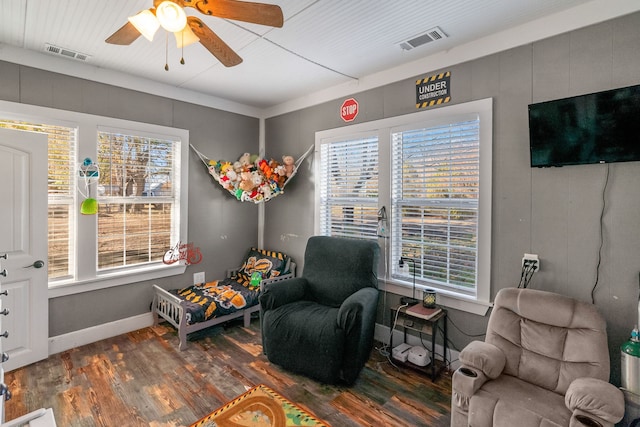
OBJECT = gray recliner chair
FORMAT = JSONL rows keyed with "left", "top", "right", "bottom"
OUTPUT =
{"left": 451, "top": 287, "right": 624, "bottom": 427}
{"left": 259, "top": 236, "right": 380, "bottom": 385}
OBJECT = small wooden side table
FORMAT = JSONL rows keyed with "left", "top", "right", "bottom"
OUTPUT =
{"left": 389, "top": 304, "right": 448, "bottom": 381}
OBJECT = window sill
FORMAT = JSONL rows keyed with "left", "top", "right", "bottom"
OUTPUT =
{"left": 48, "top": 263, "right": 187, "bottom": 298}
{"left": 380, "top": 279, "right": 492, "bottom": 316}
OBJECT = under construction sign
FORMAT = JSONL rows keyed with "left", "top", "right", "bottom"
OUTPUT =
{"left": 416, "top": 71, "right": 451, "bottom": 109}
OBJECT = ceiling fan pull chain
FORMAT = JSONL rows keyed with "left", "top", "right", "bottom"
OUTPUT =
{"left": 164, "top": 32, "right": 169, "bottom": 71}
{"left": 180, "top": 31, "right": 185, "bottom": 65}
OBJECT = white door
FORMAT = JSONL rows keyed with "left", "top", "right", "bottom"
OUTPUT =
{"left": 0, "top": 128, "right": 48, "bottom": 371}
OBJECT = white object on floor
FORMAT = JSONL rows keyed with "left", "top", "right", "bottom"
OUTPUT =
{"left": 408, "top": 345, "right": 431, "bottom": 367}
{"left": 2, "top": 408, "right": 56, "bottom": 427}
{"left": 392, "top": 343, "right": 412, "bottom": 362}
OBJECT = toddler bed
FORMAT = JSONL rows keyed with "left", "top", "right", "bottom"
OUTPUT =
{"left": 152, "top": 247, "right": 294, "bottom": 350}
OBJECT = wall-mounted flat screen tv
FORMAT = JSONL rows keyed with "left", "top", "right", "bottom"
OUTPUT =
{"left": 528, "top": 84, "right": 640, "bottom": 167}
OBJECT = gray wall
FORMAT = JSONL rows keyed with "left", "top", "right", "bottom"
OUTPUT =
{"left": 264, "top": 12, "right": 640, "bottom": 385}
{"left": 0, "top": 61, "right": 261, "bottom": 337}
{"left": 1, "top": 10, "right": 639, "bottom": 387}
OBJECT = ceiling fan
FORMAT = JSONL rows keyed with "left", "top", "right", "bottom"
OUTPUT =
{"left": 105, "top": 0, "right": 284, "bottom": 67}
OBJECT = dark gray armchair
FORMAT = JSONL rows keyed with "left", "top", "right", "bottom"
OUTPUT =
{"left": 259, "top": 236, "right": 380, "bottom": 385}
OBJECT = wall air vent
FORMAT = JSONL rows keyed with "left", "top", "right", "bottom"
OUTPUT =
{"left": 44, "top": 44, "right": 91, "bottom": 62}
{"left": 398, "top": 27, "right": 448, "bottom": 51}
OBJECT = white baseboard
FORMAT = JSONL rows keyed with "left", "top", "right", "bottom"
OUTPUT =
{"left": 47, "top": 314, "right": 462, "bottom": 371}
{"left": 374, "top": 323, "right": 461, "bottom": 370}
{"left": 48, "top": 312, "right": 154, "bottom": 356}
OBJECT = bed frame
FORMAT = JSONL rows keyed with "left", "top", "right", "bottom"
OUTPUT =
{"left": 152, "top": 264, "right": 295, "bottom": 350}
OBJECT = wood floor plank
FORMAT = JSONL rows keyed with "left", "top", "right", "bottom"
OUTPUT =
{"left": 4, "top": 318, "right": 452, "bottom": 426}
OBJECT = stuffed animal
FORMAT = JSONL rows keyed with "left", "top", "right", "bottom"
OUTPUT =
{"left": 239, "top": 171, "right": 255, "bottom": 192}
{"left": 251, "top": 170, "right": 263, "bottom": 187}
{"left": 261, "top": 183, "right": 273, "bottom": 201}
{"left": 220, "top": 162, "right": 233, "bottom": 174}
{"left": 250, "top": 272, "right": 262, "bottom": 288}
{"left": 282, "top": 155, "right": 295, "bottom": 178}
{"left": 208, "top": 160, "right": 221, "bottom": 173}
{"left": 238, "top": 153, "right": 251, "bottom": 169}
{"left": 226, "top": 169, "right": 238, "bottom": 182}
{"left": 258, "top": 159, "right": 272, "bottom": 180}
{"left": 274, "top": 164, "right": 285, "bottom": 176}
{"left": 271, "top": 163, "right": 285, "bottom": 187}
{"left": 270, "top": 181, "right": 282, "bottom": 195}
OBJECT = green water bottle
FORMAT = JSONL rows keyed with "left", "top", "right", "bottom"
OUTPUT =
{"left": 621, "top": 326, "right": 640, "bottom": 394}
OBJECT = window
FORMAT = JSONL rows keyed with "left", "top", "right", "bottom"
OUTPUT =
{"left": 318, "top": 136, "right": 379, "bottom": 239}
{"left": 391, "top": 117, "right": 480, "bottom": 296}
{"left": 0, "top": 101, "right": 189, "bottom": 296}
{"left": 96, "top": 129, "right": 177, "bottom": 271}
{"left": 316, "top": 99, "right": 492, "bottom": 311}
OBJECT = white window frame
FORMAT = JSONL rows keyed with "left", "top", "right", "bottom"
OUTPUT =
{"left": 0, "top": 100, "right": 189, "bottom": 298}
{"left": 315, "top": 98, "right": 492, "bottom": 314}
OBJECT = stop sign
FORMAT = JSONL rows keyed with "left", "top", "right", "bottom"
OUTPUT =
{"left": 340, "top": 98, "right": 359, "bottom": 122}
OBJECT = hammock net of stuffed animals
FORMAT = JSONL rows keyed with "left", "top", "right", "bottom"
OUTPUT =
{"left": 190, "top": 144, "right": 314, "bottom": 204}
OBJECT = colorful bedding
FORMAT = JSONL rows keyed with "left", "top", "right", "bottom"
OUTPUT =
{"left": 170, "top": 279, "right": 260, "bottom": 324}
{"left": 170, "top": 248, "right": 291, "bottom": 325}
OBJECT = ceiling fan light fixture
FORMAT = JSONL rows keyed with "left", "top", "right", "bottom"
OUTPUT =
{"left": 128, "top": 9, "right": 159, "bottom": 41}
{"left": 156, "top": 1, "right": 187, "bottom": 33}
{"left": 175, "top": 24, "right": 199, "bottom": 48}
{"left": 107, "top": 0, "right": 284, "bottom": 67}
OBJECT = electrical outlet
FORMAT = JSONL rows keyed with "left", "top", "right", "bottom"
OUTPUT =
{"left": 193, "top": 271, "right": 205, "bottom": 285}
{"left": 522, "top": 253, "right": 540, "bottom": 271}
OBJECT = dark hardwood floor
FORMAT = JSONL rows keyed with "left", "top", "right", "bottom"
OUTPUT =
{"left": 4, "top": 318, "right": 452, "bottom": 426}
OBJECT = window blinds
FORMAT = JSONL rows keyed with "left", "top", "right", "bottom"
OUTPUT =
{"left": 319, "top": 136, "right": 379, "bottom": 240}
{"left": 392, "top": 118, "right": 480, "bottom": 291}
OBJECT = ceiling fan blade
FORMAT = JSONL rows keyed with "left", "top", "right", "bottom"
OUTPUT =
{"left": 187, "top": 0, "right": 284, "bottom": 28}
{"left": 105, "top": 21, "right": 142, "bottom": 45}
{"left": 187, "top": 16, "right": 243, "bottom": 67}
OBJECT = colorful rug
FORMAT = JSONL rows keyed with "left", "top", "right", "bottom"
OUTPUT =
{"left": 190, "top": 384, "right": 330, "bottom": 427}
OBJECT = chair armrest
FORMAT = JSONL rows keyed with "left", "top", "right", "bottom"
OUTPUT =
{"left": 337, "top": 287, "right": 378, "bottom": 332}
{"left": 336, "top": 286, "right": 379, "bottom": 385}
{"left": 451, "top": 366, "right": 490, "bottom": 412}
{"left": 259, "top": 277, "right": 307, "bottom": 311}
{"left": 565, "top": 378, "right": 625, "bottom": 426}
{"left": 459, "top": 340, "right": 506, "bottom": 379}
{"left": 451, "top": 341, "right": 504, "bottom": 415}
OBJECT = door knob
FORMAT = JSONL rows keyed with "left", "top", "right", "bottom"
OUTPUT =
{"left": 0, "top": 254, "right": 6, "bottom": 259}
{"left": 1, "top": 353, "right": 8, "bottom": 363}
{"left": 0, "top": 308, "right": 8, "bottom": 316}
{"left": 0, "top": 331, "right": 8, "bottom": 338}
{"left": 0, "top": 290, "right": 7, "bottom": 296}
{"left": 0, "top": 383, "right": 11, "bottom": 401}
{"left": 24, "top": 260, "right": 45, "bottom": 269}
{"left": 0, "top": 269, "right": 6, "bottom": 277}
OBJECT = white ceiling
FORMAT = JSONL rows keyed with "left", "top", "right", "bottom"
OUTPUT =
{"left": 1, "top": 0, "right": 639, "bottom": 116}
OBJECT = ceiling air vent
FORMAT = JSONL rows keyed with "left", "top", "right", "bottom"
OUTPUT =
{"left": 44, "top": 43, "right": 91, "bottom": 62}
{"left": 398, "top": 27, "right": 448, "bottom": 51}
